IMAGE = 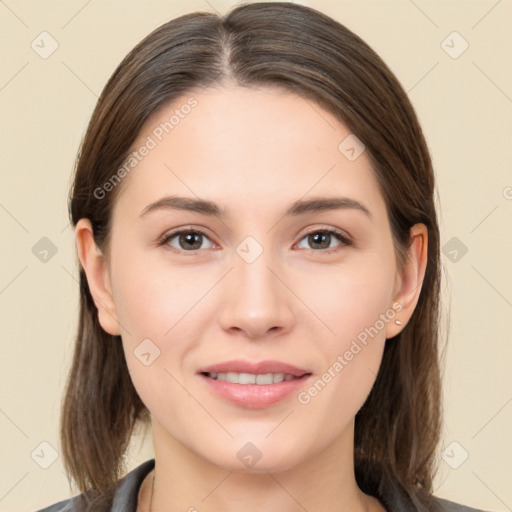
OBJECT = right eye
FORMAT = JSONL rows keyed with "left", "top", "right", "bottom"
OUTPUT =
{"left": 159, "top": 229, "right": 216, "bottom": 252}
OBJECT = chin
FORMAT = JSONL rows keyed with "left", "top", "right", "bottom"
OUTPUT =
{"left": 199, "top": 441, "right": 308, "bottom": 475}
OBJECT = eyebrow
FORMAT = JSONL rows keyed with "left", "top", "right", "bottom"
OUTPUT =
{"left": 139, "top": 195, "right": 372, "bottom": 220}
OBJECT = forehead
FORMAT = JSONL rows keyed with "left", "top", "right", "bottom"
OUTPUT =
{"left": 113, "top": 85, "right": 386, "bottom": 220}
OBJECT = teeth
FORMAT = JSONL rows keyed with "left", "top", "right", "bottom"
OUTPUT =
{"left": 208, "top": 372, "right": 296, "bottom": 384}
{"left": 272, "top": 373, "right": 284, "bottom": 384}
{"left": 256, "top": 373, "right": 273, "bottom": 385}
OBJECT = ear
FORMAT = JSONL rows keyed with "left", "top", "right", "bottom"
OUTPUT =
{"left": 385, "top": 223, "right": 428, "bottom": 339}
{"left": 75, "top": 218, "right": 121, "bottom": 336}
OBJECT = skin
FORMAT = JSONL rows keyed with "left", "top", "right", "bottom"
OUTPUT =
{"left": 76, "top": 85, "right": 428, "bottom": 512}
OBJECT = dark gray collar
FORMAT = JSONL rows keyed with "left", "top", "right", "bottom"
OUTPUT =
{"left": 111, "top": 458, "right": 155, "bottom": 511}
{"left": 109, "top": 458, "right": 485, "bottom": 512}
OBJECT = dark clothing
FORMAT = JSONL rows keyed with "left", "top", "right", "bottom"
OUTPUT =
{"left": 36, "top": 458, "right": 489, "bottom": 512}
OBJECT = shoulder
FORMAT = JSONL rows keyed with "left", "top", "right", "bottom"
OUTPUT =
{"left": 372, "top": 472, "right": 491, "bottom": 512}
{"left": 34, "top": 459, "right": 156, "bottom": 512}
{"left": 431, "top": 494, "right": 491, "bottom": 512}
{"left": 35, "top": 496, "right": 81, "bottom": 512}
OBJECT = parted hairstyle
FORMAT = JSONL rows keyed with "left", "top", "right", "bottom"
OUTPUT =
{"left": 62, "top": 2, "right": 445, "bottom": 510}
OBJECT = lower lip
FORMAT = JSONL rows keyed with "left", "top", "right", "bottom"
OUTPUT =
{"left": 199, "top": 374, "right": 311, "bottom": 409}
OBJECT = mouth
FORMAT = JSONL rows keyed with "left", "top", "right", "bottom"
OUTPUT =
{"left": 197, "top": 359, "right": 311, "bottom": 377}
{"left": 202, "top": 372, "right": 300, "bottom": 384}
{"left": 197, "top": 360, "right": 312, "bottom": 408}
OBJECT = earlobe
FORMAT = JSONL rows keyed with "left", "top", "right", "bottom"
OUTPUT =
{"left": 75, "top": 218, "right": 122, "bottom": 336}
{"left": 386, "top": 223, "right": 428, "bottom": 339}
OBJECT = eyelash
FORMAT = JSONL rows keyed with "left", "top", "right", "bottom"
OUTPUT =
{"left": 157, "top": 226, "right": 352, "bottom": 255}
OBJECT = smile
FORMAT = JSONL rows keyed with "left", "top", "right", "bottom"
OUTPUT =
{"left": 204, "top": 372, "right": 297, "bottom": 384}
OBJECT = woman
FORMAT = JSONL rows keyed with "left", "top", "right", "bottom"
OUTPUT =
{"left": 37, "top": 2, "right": 488, "bottom": 511}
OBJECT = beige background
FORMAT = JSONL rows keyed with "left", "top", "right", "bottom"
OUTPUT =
{"left": 1, "top": 0, "right": 511, "bottom": 511}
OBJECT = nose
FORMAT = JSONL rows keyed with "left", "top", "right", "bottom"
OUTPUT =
{"left": 217, "top": 246, "right": 295, "bottom": 340}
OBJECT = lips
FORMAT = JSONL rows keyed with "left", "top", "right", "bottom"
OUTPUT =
{"left": 198, "top": 359, "right": 310, "bottom": 377}
{"left": 197, "top": 359, "right": 312, "bottom": 408}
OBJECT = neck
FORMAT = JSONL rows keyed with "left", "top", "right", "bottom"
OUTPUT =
{"left": 145, "top": 419, "right": 380, "bottom": 512}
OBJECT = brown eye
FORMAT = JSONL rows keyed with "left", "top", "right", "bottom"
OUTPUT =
{"left": 296, "top": 229, "right": 351, "bottom": 253}
{"left": 160, "top": 230, "right": 214, "bottom": 251}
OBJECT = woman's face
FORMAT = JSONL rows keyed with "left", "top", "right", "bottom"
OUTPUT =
{"left": 96, "top": 86, "right": 408, "bottom": 472}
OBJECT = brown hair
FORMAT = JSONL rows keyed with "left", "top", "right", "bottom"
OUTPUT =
{"left": 62, "top": 2, "right": 444, "bottom": 510}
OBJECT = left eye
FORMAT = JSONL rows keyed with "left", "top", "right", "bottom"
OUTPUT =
{"left": 296, "top": 229, "right": 350, "bottom": 252}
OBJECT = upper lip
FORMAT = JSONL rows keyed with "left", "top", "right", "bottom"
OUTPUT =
{"left": 198, "top": 359, "right": 311, "bottom": 377}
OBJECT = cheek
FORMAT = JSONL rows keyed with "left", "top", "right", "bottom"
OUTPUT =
{"left": 305, "top": 250, "right": 396, "bottom": 344}
{"left": 110, "top": 251, "right": 214, "bottom": 402}
{"left": 111, "top": 249, "right": 209, "bottom": 342}
{"left": 296, "top": 250, "right": 395, "bottom": 412}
